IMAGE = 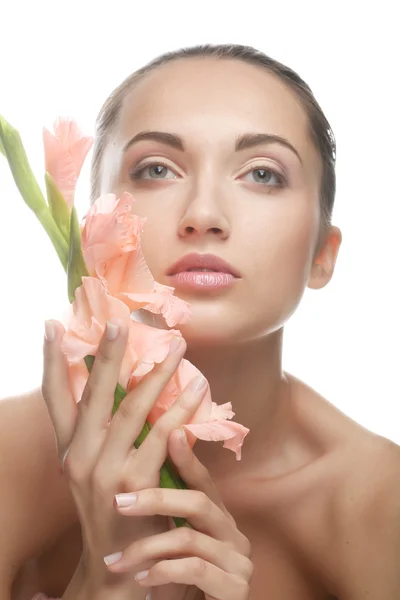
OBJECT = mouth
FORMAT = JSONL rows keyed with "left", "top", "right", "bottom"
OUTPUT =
{"left": 167, "top": 253, "right": 241, "bottom": 277}
{"left": 166, "top": 253, "right": 241, "bottom": 292}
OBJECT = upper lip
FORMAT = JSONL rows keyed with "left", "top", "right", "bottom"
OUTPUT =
{"left": 167, "top": 253, "right": 241, "bottom": 277}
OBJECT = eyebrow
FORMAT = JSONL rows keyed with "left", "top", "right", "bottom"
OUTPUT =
{"left": 123, "top": 130, "right": 303, "bottom": 164}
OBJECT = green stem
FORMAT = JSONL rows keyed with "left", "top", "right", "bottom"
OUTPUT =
{"left": 84, "top": 355, "right": 189, "bottom": 528}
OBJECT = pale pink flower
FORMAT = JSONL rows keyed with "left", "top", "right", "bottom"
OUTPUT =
{"left": 140, "top": 359, "right": 250, "bottom": 460}
{"left": 43, "top": 117, "right": 93, "bottom": 209}
{"left": 81, "top": 192, "right": 192, "bottom": 327}
{"left": 61, "top": 277, "right": 181, "bottom": 402}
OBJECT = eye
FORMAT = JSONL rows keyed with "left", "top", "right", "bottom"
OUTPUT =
{"left": 129, "top": 161, "right": 178, "bottom": 181}
{"left": 241, "top": 165, "right": 286, "bottom": 188}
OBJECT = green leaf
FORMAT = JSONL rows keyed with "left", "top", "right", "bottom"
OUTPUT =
{"left": 67, "top": 206, "right": 89, "bottom": 303}
{"left": 0, "top": 115, "right": 69, "bottom": 270}
{"left": 0, "top": 115, "right": 49, "bottom": 214}
{"left": 45, "top": 172, "right": 70, "bottom": 243}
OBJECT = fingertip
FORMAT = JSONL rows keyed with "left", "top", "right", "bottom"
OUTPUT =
{"left": 170, "top": 427, "right": 187, "bottom": 445}
{"left": 44, "top": 319, "right": 65, "bottom": 343}
{"left": 168, "top": 428, "right": 190, "bottom": 459}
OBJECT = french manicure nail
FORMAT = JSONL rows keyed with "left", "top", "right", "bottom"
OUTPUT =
{"left": 44, "top": 320, "right": 55, "bottom": 342}
{"left": 169, "top": 336, "right": 182, "bottom": 354}
{"left": 115, "top": 492, "right": 137, "bottom": 507}
{"left": 179, "top": 428, "right": 188, "bottom": 444}
{"left": 104, "top": 551, "right": 123, "bottom": 566}
{"left": 190, "top": 375, "right": 207, "bottom": 391}
{"left": 134, "top": 569, "right": 149, "bottom": 581}
{"left": 106, "top": 320, "right": 120, "bottom": 341}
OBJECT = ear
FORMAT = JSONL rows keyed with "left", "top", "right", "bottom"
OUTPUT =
{"left": 308, "top": 226, "right": 342, "bottom": 290}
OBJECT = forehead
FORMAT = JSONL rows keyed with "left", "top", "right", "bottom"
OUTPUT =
{"left": 116, "top": 57, "right": 319, "bottom": 168}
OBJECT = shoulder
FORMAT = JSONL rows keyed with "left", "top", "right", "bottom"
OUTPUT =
{"left": 332, "top": 435, "right": 400, "bottom": 598}
{"left": 0, "top": 389, "right": 76, "bottom": 586}
{"left": 287, "top": 374, "right": 400, "bottom": 597}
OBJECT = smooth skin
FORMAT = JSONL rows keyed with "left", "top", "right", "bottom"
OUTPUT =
{"left": 2, "top": 56, "right": 400, "bottom": 599}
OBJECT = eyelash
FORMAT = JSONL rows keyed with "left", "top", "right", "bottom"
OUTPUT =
{"left": 129, "top": 160, "right": 287, "bottom": 188}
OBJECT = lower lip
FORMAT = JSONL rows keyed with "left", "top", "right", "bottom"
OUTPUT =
{"left": 169, "top": 271, "right": 237, "bottom": 290}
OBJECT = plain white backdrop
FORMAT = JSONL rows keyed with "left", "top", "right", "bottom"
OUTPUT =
{"left": 0, "top": 1, "right": 398, "bottom": 443}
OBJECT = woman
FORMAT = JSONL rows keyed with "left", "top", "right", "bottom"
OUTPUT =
{"left": 3, "top": 43, "right": 400, "bottom": 600}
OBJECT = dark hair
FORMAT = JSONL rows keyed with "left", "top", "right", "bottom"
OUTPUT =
{"left": 91, "top": 43, "right": 336, "bottom": 250}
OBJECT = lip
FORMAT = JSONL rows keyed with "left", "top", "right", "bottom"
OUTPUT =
{"left": 167, "top": 253, "right": 241, "bottom": 278}
{"left": 166, "top": 253, "right": 241, "bottom": 293}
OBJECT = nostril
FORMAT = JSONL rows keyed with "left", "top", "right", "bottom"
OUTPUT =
{"left": 211, "top": 227, "right": 222, "bottom": 234}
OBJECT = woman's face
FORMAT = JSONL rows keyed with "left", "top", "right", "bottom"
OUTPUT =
{"left": 101, "top": 57, "right": 326, "bottom": 345}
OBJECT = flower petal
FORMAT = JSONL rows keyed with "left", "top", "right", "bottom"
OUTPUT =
{"left": 183, "top": 420, "right": 250, "bottom": 461}
{"left": 43, "top": 117, "right": 93, "bottom": 209}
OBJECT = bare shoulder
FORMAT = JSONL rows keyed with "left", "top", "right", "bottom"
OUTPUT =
{"left": 288, "top": 373, "right": 400, "bottom": 598}
{"left": 0, "top": 388, "right": 76, "bottom": 588}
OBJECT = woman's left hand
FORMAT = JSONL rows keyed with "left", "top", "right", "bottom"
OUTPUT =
{"left": 104, "top": 428, "right": 253, "bottom": 600}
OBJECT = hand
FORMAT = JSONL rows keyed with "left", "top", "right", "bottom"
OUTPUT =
{"left": 104, "top": 427, "right": 253, "bottom": 600}
{"left": 41, "top": 319, "right": 209, "bottom": 597}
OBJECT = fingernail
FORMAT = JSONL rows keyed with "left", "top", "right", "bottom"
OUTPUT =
{"left": 190, "top": 375, "right": 207, "bottom": 391}
{"left": 134, "top": 569, "right": 149, "bottom": 581}
{"left": 169, "top": 336, "right": 182, "bottom": 354}
{"left": 44, "top": 320, "right": 55, "bottom": 342}
{"left": 106, "top": 320, "right": 120, "bottom": 341}
{"left": 179, "top": 428, "right": 188, "bottom": 444}
{"left": 115, "top": 492, "right": 137, "bottom": 508}
{"left": 104, "top": 551, "right": 123, "bottom": 566}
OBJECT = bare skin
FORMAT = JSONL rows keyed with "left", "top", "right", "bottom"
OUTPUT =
{"left": 2, "top": 56, "right": 400, "bottom": 599}
{"left": 5, "top": 378, "right": 400, "bottom": 599}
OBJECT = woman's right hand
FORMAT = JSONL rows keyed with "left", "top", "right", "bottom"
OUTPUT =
{"left": 41, "top": 318, "right": 208, "bottom": 599}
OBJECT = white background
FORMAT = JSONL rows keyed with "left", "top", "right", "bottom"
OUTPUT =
{"left": 0, "top": 1, "right": 398, "bottom": 443}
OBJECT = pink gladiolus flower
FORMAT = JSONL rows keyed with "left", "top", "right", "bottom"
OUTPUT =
{"left": 61, "top": 277, "right": 182, "bottom": 403}
{"left": 139, "top": 359, "right": 250, "bottom": 460}
{"left": 82, "top": 192, "right": 192, "bottom": 327}
{"left": 43, "top": 118, "right": 93, "bottom": 209}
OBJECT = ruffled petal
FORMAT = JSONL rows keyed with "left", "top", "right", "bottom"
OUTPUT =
{"left": 183, "top": 420, "right": 249, "bottom": 461}
{"left": 43, "top": 117, "right": 93, "bottom": 209}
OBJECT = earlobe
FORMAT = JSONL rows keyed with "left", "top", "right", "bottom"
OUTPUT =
{"left": 308, "top": 226, "right": 342, "bottom": 290}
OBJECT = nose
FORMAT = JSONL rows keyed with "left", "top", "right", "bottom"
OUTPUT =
{"left": 177, "top": 181, "right": 231, "bottom": 241}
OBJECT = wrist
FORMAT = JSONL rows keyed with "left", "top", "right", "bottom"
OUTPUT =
{"left": 63, "top": 555, "right": 149, "bottom": 600}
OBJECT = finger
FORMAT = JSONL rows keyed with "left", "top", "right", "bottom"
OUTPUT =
{"left": 41, "top": 320, "right": 76, "bottom": 461}
{"left": 167, "top": 435, "right": 252, "bottom": 557}
{"left": 114, "top": 487, "right": 234, "bottom": 543}
{"left": 66, "top": 319, "right": 129, "bottom": 470}
{"left": 99, "top": 336, "right": 186, "bottom": 461}
{"left": 134, "top": 557, "right": 250, "bottom": 600}
{"left": 168, "top": 428, "right": 229, "bottom": 514}
{"left": 104, "top": 526, "right": 253, "bottom": 581}
{"left": 131, "top": 375, "right": 209, "bottom": 475}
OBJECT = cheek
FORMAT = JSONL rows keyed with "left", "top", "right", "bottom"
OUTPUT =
{"left": 246, "top": 198, "right": 320, "bottom": 315}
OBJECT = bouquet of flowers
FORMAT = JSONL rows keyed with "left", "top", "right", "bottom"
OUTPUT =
{"left": 0, "top": 115, "right": 249, "bottom": 526}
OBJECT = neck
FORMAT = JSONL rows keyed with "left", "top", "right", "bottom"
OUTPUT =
{"left": 185, "top": 328, "right": 294, "bottom": 476}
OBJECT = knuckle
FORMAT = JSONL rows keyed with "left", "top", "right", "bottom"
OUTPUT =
{"left": 191, "top": 556, "right": 208, "bottom": 579}
{"left": 149, "top": 487, "right": 165, "bottom": 505}
{"left": 114, "top": 397, "right": 135, "bottom": 422}
{"left": 63, "top": 451, "right": 87, "bottom": 484}
{"left": 178, "top": 525, "right": 196, "bottom": 548}
{"left": 152, "top": 559, "right": 171, "bottom": 579}
{"left": 150, "top": 421, "right": 169, "bottom": 444}
{"left": 79, "top": 382, "right": 94, "bottom": 410}
{"left": 239, "top": 534, "right": 252, "bottom": 558}
{"left": 194, "top": 491, "right": 211, "bottom": 514}
{"left": 96, "top": 345, "right": 114, "bottom": 364}
{"left": 243, "top": 557, "right": 254, "bottom": 581}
